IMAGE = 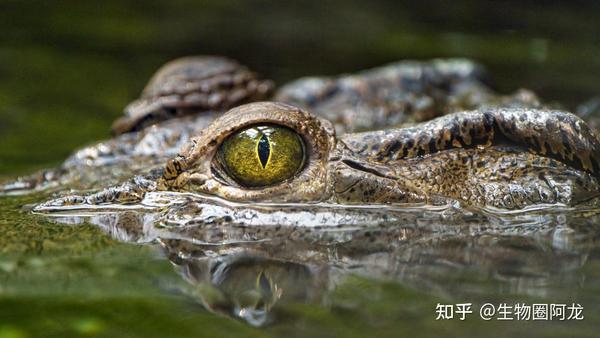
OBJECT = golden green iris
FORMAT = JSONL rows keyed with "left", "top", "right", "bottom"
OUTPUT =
{"left": 218, "top": 125, "right": 305, "bottom": 187}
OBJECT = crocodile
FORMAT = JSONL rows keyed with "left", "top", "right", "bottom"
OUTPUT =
{"left": 0, "top": 56, "right": 540, "bottom": 196}
{"left": 7, "top": 56, "right": 599, "bottom": 327}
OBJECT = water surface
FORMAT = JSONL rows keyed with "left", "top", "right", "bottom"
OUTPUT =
{"left": 1, "top": 1, "right": 600, "bottom": 337}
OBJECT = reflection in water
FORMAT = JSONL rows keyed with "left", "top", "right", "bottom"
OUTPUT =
{"left": 166, "top": 246, "right": 326, "bottom": 326}
{"left": 36, "top": 192, "right": 598, "bottom": 326}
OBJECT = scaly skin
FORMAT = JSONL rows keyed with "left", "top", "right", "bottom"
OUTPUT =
{"left": 157, "top": 102, "right": 600, "bottom": 209}
{"left": 0, "top": 56, "right": 539, "bottom": 195}
{"left": 37, "top": 101, "right": 600, "bottom": 211}
{"left": 112, "top": 56, "right": 274, "bottom": 135}
{"left": 8, "top": 56, "right": 600, "bottom": 211}
{"left": 275, "top": 58, "right": 542, "bottom": 133}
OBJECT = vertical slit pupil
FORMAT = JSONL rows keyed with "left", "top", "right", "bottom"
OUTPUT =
{"left": 257, "top": 134, "right": 270, "bottom": 168}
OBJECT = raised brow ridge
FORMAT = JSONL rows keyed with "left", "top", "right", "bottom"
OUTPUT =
{"left": 342, "top": 108, "right": 600, "bottom": 177}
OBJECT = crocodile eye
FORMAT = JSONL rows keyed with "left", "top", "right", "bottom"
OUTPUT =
{"left": 217, "top": 125, "right": 305, "bottom": 187}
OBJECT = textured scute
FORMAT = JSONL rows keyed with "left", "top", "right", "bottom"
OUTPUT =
{"left": 342, "top": 108, "right": 600, "bottom": 178}
{"left": 111, "top": 56, "right": 274, "bottom": 135}
{"left": 5, "top": 57, "right": 600, "bottom": 212}
{"left": 274, "top": 59, "right": 541, "bottom": 133}
{"left": 0, "top": 57, "right": 542, "bottom": 197}
{"left": 336, "top": 108, "right": 600, "bottom": 208}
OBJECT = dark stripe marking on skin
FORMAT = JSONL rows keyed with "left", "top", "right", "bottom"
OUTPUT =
{"left": 342, "top": 108, "right": 600, "bottom": 178}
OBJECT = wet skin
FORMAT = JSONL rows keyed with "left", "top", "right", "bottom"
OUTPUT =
{"left": 155, "top": 102, "right": 600, "bottom": 209}
{"left": 5, "top": 56, "right": 600, "bottom": 215}
{"left": 0, "top": 56, "right": 540, "bottom": 195}
{"left": 33, "top": 101, "right": 600, "bottom": 211}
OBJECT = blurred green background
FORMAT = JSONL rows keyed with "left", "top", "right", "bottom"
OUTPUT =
{"left": 2, "top": 2, "right": 600, "bottom": 337}
{"left": 1, "top": 0, "right": 600, "bottom": 176}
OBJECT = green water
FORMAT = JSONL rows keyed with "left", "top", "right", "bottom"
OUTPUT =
{"left": 2, "top": 1, "right": 600, "bottom": 337}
